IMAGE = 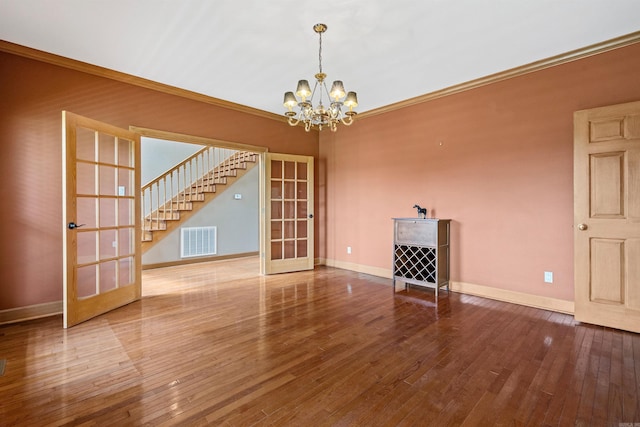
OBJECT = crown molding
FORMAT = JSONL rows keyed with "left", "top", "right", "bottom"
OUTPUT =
{"left": 0, "top": 39, "right": 288, "bottom": 123}
{"left": 3, "top": 31, "right": 639, "bottom": 123}
{"left": 358, "top": 30, "right": 640, "bottom": 119}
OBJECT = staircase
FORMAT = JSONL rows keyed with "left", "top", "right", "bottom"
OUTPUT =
{"left": 141, "top": 148, "right": 257, "bottom": 253}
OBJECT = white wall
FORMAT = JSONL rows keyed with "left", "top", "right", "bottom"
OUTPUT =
{"left": 141, "top": 137, "right": 202, "bottom": 185}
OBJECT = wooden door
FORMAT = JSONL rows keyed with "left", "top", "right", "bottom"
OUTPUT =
{"left": 263, "top": 153, "right": 314, "bottom": 274}
{"left": 574, "top": 100, "right": 640, "bottom": 333}
{"left": 62, "top": 112, "right": 141, "bottom": 328}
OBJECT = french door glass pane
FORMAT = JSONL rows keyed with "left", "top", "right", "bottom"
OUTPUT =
{"left": 271, "top": 160, "right": 282, "bottom": 178}
{"left": 99, "top": 165, "right": 117, "bottom": 196}
{"left": 284, "top": 240, "right": 295, "bottom": 259}
{"left": 271, "top": 221, "right": 282, "bottom": 240}
{"left": 77, "top": 197, "right": 97, "bottom": 228}
{"left": 100, "top": 260, "right": 117, "bottom": 292}
{"left": 297, "top": 220, "right": 307, "bottom": 238}
{"left": 76, "top": 128, "right": 96, "bottom": 162}
{"left": 284, "top": 201, "right": 295, "bottom": 219}
{"left": 118, "top": 168, "right": 134, "bottom": 197}
{"left": 77, "top": 264, "right": 97, "bottom": 298}
{"left": 119, "top": 228, "right": 135, "bottom": 256}
{"left": 297, "top": 162, "right": 307, "bottom": 180}
{"left": 271, "top": 201, "right": 282, "bottom": 219}
{"left": 77, "top": 231, "right": 97, "bottom": 264}
{"left": 99, "top": 198, "right": 117, "bottom": 227}
{"left": 271, "top": 181, "right": 282, "bottom": 199}
{"left": 99, "top": 229, "right": 117, "bottom": 260}
{"left": 284, "top": 181, "right": 295, "bottom": 199}
{"left": 271, "top": 242, "right": 282, "bottom": 260}
{"left": 98, "top": 133, "right": 116, "bottom": 164}
{"left": 297, "top": 239, "right": 308, "bottom": 258}
{"left": 118, "top": 138, "right": 134, "bottom": 167}
{"left": 77, "top": 163, "right": 97, "bottom": 195}
{"left": 284, "top": 221, "right": 295, "bottom": 239}
{"left": 118, "top": 198, "right": 134, "bottom": 226}
{"left": 297, "top": 201, "right": 307, "bottom": 218}
{"left": 284, "top": 161, "right": 295, "bottom": 179}
{"left": 119, "top": 257, "right": 134, "bottom": 286}
{"left": 297, "top": 182, "right": 307, "bottom": 200}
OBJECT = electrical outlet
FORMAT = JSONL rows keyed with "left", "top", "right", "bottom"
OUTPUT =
{"left": 347, "top": 246, "right": 352, "bottom": 254}
{"left": 544, "top": 271, "right": 553, "bottom": 283}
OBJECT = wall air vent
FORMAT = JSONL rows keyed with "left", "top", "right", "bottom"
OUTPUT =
{"left": 180, "top": 226, "right": 217, "bottom": 258}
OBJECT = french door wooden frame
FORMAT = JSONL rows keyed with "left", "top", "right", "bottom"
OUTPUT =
{"left": 62, "top": 112, "right": 142, "bottom": 328}
{"left": 262, "top": 153, "right": 315, "bottom": 274}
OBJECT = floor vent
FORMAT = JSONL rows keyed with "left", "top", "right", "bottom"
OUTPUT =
{"left": 181, "top": 226, "right": 217, "bottom": 258}
{"left": 0, "top": 359, "right": 6, "bottom": 376}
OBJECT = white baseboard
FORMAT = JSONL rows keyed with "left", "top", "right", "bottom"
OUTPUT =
{"left": 143, "top": 251, "right": 259, "bottom": 270}
{"left": 319, "top": 258, "right": 574, "bottom": 315}
{"left": 450, "top": 281, "right": 574, "bottom": 314}
{"left": 318, "top": 258, "right": 393, "bottom": 279}
{"left": 0, "top": 301, "right": 62, "bottom": 325}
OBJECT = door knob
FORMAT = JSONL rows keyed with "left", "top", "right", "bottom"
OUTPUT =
{"left": 578, "top": 223, "right": 588, "bottom": 231}
{"left": 68, "top": 222, "right": 85, "bottom": 230}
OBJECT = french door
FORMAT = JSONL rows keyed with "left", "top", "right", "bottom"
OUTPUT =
{"left": 263, "top": 153, "right": 314, "bottom": 274}
{"left": 62, "top": 112, "right": 141, "bottom": 328}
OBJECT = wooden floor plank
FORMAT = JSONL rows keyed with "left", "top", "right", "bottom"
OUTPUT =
{"left": 0, "top": 257, "right": 638, "bottom": 426}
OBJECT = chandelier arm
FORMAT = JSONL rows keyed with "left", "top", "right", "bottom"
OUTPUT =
{"left": 340, "top": 115, "right": 355, "bottom": 126}
{"left": 321, "top": 81, "right": 332, "bottom": 106}
{"left": 310, "top": 80, "right": 321, "bottom": 105}
{"left": 287, "top": 116, "right": 301, "bottom": 127}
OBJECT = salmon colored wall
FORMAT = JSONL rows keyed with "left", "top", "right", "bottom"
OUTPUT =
{"left": 319, "top": 42, "right": 640, "bottom": 302}
{"left": 0, "top": 52, "right": 318, "bottom": 310}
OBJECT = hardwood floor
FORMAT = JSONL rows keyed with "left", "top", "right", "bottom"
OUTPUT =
{"left": 1, "top": 256, "right": 639, "bottom": 426}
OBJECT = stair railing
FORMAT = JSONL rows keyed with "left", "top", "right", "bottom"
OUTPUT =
{"left": 142, "top": 147, "right": 238, "bottom": 234}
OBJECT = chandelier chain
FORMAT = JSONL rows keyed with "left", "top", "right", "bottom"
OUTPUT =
{"left": 318, "top": 31, "right": 323, "bottom": 74}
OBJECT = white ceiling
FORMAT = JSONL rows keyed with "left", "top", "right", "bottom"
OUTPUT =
{"left": 1, "top": 0, "right": 639, "bottom": 116}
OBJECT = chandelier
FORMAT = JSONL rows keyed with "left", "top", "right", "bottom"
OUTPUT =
{"left": 283, "top": 23, "right": 358, "bottom": 132}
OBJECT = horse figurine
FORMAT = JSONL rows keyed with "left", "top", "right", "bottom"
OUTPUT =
{"left": 413, "top": 204, "right": 427, "bottom": 219}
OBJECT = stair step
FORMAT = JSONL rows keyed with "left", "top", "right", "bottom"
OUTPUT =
{"left": 212, "top": 163, "right": 240, "bottom": 176}
{"left": 237, "top": 153, "right": 256, "bottom": 161}
{"left": 174, "top": 194, "right": 204, "bottom": 202}
{"left": 221, "top": 162, "right": 247, "bottom": 170}
{"left": 201, "top": 176, "right": 227, "bottom": 185}
{"left": 147, "top": 211, "right": 180, "bottom": 221}
{"left": 143, "top": 221, "right": 167, "bottom": 231}
{"left": 201, "top": 179, "right": 228, "bottom": 185}
{"left": 170, "top": 201, "right": 193, "bottom": 210}
{"left": 190, "top": 185, "right": 216, "bottom": 193}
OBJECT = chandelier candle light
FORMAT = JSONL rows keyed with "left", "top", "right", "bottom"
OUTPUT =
{"left": 283, "top": 23, "right": 358, "bottom": 132}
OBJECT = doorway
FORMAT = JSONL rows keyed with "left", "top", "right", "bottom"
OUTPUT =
{"left": 139, "top": 136, "right": 261, "bottom": 271}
